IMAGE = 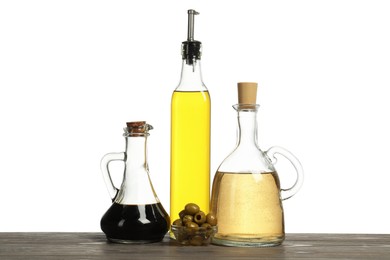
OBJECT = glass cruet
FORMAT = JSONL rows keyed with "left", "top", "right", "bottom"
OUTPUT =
{"left": 100, "top": 121, "right": 170, "bottom": 244}
{"left": 210, "top": 82, "right": 304, "bottom": 247}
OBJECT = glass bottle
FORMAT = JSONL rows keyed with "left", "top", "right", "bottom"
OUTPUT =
{"left": 170, "top": 10, "right": 211, "bottom": 233}
{"left": 211, "top": 83, "right": 303, "bottom": 247}
{"left": 100, "top": 121, "right": 170, "bottom": 243}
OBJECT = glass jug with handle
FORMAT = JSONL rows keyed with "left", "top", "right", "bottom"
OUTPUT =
{"left": 211, "top": 83, "right": 304, "bottom": 247}
{"left": 100, "top": 121, "right": 170, "bottom": 244}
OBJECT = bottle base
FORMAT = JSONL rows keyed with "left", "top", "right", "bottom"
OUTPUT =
{"left": 106, "top": 237, "right": 163, "bottom": 244}
{"left": 211, "top": 235, "right": 284, "bottom": 247}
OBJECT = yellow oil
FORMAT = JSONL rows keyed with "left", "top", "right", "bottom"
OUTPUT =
{"left": 170, "top": 90, "right": 210, "bottom": 226}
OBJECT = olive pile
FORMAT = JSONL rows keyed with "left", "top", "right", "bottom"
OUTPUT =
{"left": 172, "top": 203, "right": 217, "bottom": 246}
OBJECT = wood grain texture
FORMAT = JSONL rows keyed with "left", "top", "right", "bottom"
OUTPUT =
{"left": 0, "top": 233, "right": 389, "bottom": 260}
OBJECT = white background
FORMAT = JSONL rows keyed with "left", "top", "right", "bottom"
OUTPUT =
{"left": 1, "top": 0, "right": 389, "bottom": 233}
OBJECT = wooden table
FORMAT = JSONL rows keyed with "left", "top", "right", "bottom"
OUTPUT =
{"left": 0, "top": 233, "right": 389, "bottom": 259}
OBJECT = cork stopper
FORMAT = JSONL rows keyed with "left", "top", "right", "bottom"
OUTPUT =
{"left": 238, "top": 82, "right": 258, "bottom": 105}
{"left": 124, "top": 121, "right": 153, "bottom": 136}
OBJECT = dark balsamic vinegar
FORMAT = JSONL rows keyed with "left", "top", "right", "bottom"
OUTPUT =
{"left": 101, "top": 203, "right": 170, "bottom": 243}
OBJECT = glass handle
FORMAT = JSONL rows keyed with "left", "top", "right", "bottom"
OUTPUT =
{"left": 265, "top": 146, "right": 304, "bottom": 201}
{"left": 100, "top": 152, "right": 125, "bottom": 202}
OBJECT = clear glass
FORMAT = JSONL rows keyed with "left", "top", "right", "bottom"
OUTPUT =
{"left": 176, "top": 59, "right": 207, "bottom": 91}
{"left": 170, "top": 58, "right": 211, "bottom": 236}
{"left": 210, "top": 105, "right": 303, "bottom": 247}
{"left": 100, "top": 123, "right": 170, "bottom": 243}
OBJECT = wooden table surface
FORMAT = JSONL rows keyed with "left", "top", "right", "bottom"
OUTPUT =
{"left": 0, "top": 233, "right": 389, "bottom": 259}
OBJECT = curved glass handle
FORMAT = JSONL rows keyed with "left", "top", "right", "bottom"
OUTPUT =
{"left": 265, "top": 146, "right": 304, "bottom": 201}
{"left": 100, "top": 152, "right": 125, "bottom": 201}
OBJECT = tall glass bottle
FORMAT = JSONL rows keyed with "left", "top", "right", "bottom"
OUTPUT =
{"left": 170, "top": 10, "right": 211, "bottom": 232}
{"left": 211, "top": 83, "right": 303, "bottom": 247}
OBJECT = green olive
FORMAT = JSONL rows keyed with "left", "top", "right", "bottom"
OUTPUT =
{"left": 179, "top": 210, "right": 186, "bottom": 219}
{"left": 201, "top": 223, "right": 212, "bottom": 229}
{"left": 185, "top": 221, "right": 199, "bottom": 235}
{"left": 206, "top": 213, "right": 217, "bottom": 226}
{"left": 194, "top": 211, "right": 206, "bottom": 224}
{"left": 173, "top": 219, "right": 183, "bottom": 226}
{"left": 182, "top": 215, "right": 193, "bottom": 224}
{"left": 190, "top": 235, "right": 204, "bottom": 246}
{"left": 185, "top": 203, "right": 200, "bottom": 215}
{"left": 185, "top": 221, "right": 199, "bottom": 229}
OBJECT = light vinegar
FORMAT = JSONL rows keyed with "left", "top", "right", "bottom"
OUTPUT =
{"left": 211, "top": 171, "right": 284, "bottom": 246}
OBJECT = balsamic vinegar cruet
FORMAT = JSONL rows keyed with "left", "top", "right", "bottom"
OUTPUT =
{"left": 100, "top": 121, "right": 170, "bottom": 243}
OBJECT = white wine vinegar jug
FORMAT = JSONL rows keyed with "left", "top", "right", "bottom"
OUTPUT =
{"left": 211, "top": 83, "right": 304, "bottom": 247}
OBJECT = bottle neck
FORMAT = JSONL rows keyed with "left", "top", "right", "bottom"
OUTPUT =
{"left": 176, "top": 59, "right": 206, "bottom": 91}
{"left": 124, "top": 135, "right": 148, "bottom": 174}
{"left": 235, "top": 106, "right": 260, "bottom": 149}
{"left": 115, "top": 134, "right": 159, "bottom": 205}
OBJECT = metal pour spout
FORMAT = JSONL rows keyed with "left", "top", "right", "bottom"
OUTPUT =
{"left": 182, "top": 9, "right": 202, "bottom": 65}
{"left": 187, "top": 9, "right": 199, "bottom": 42}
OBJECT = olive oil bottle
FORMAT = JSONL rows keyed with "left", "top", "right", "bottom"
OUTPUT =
{"left": 170, "top": 10, "right": 210, "bottom": 235}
